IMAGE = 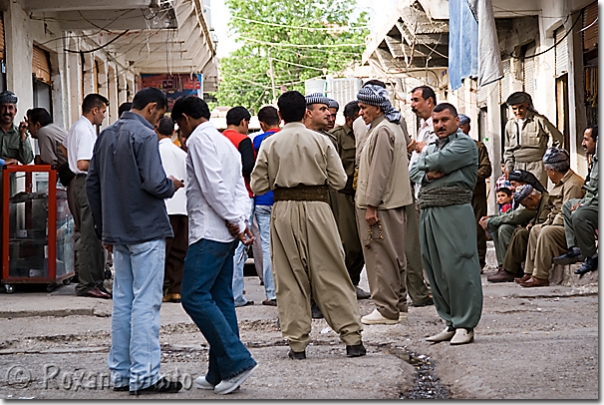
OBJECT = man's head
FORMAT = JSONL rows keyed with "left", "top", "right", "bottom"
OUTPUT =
{"left": 118, "top": 102, "right": 132, "bottom": 118}
{"left": 327, "top": 99, "right": 339, "bottom": 130}
{"left": 130, "top": 88, "right": 167, "bottom": 128}
{"left": 226, "top": 106, "right": 251, "bottom": 135}
{"left": 514, "top": 184, "right": 542, "bottom": 211}
{"left": 508, "top": 169, "right": 546, "bottom": 193}
{"left": 0, "top": 91, "right": 18, "bottom": 128}
{"left": 82, "top": 93, "right": 109, "bottom": 126}
{"left": 410, "top": 86, "right": 436, "bottom": 120}
{"left": 543, "top": 147, "right": 571, "bottom": 182}
{"left": 171, "top": 96, "right": 210, "bottom": 139}
{"left": 582, "top": 125, "right": 598, "bottom": 155}
{"left": 506, "top": 91, "right": 533, "bottom": 120}
{"left": 304, "top": 93, "right": 331, "bottom": 131}
{"left": 155, "top": 115, "right": 174, "bottom": 139}
{"left": 278, "top": 91, "right": 306, "bottom": 124}
{"left": 458, "top": 114, "right": 471, "bottom": 135}
{"left": 343, "top": 101, "right": 360, "bottom": 128}
{"left": 496, "top": 187, "right": 513, "bottom": 206}
{"left": 356, "top": 84, "right": 398, "bottom": 125}
{"left": 257, "top": 106, "right": 280, "bottom": 132}
{"left": 432, "top": 103, "right": 459, "bottom": 139}
{"left": 26, "top": 108, "right": 52, "bottom": 138}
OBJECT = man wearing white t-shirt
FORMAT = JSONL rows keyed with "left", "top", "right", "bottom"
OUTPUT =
{"left": 156, "top": 115, "right": 188, "bottom": 303}
{"left": 63, "top": 94, "right": 110, "bottom": 299}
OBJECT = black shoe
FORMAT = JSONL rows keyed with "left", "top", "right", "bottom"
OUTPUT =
{"left": 311, "top": 302, "right": 324, "bottom": 319}
{"left": 288, "top": 349, "right": 306, "bottom": 360}
{"left": 346, "top": 343, "right": 367, "bottom": 357}
{"left": 113, "top": 385, "right": 129, "bottom": 392}
{"left": 554, "top": 247, "right": 584, "bottom": 265}
{"left": 129, "top": 377, "right": 182, "bottom": 395}
{"left": 412, "top": 297, "right": 434, "bottom": 307}
{"left": 575, "top": 254, "right": 598, "bottom": 278}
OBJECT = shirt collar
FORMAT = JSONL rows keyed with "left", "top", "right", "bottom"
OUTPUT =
{"left": 559, "top": 169, "right": 575, "bottom": 185}
{"left": 369, "top": 115, "right": 386, "bottom": 129}
{"left": 159, "top": 138, "right": 172, "bottom": 145}
{"left": 120, "top": 111, "right": 154, "bottom": 130}
{"left": 0, "top": 124, "right": 18, "bottom": 135}
{"left": 420, "top": 117, "right": 433, "bottom": 129}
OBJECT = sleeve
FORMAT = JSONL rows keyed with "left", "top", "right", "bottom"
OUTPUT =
{"left": 485, "top": 205, "right": 536, "bottom": 231}
{"left": 19, "top": 135, "right": 34, "bottom": 164}
{"left": 325, "top": 141, "right": 347, "bottom": 191}
{"left": 409, "top": 148, "right": 428, "bottom": 185}
{"left": 37, "top": 131, "right": 59, "bottom": 165}
{"left": 417, "top": 136, "right": 477, "bottom": 174}
{"left": 365, "top": 128, "right": 394, "bottom": 207}
{"left": 503, "top": 122, "right": 515, "bottom": 173}
{"left": 75, "top": 131, "right": 95, "bottom": 162}
{"left": 238, "top": 137, "right": 255, "bottom": 179}
{"left": 477, "top": 142, "right": 492, "bottom": 181}
{"left": 135, "top": 134, "right": 175, "bottom": 200}
{"left": 250, "top": 143, "right": 270, "bottom": 196}
{"left": 190, "top": 136, "right": 247, "bottom": 229}
{"left": 85, "top": 144, "right": 103, "bottom": 240}
{"left": 552, "top": 179, "right": 587, "bottom": 225}
{"left": 541, "top": 116, "right": 564, "bottom": 148}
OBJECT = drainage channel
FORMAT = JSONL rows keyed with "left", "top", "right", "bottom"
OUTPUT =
{"left": 384, "top": 345, "right": 450, "bottom": 399}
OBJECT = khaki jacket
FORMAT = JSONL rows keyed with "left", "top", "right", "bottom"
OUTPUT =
{"left": 545, "top": 169, "right": 585, "bottom": 226}
{"left": 330, "top": 123, "right": 356, "bottom": 194}
{"left": 356, "top": 115, "right": 412, "bottom": 210}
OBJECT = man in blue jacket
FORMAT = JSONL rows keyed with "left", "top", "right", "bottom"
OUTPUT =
{"left": 87, "top": 87, "right": 183, "bottom": 395}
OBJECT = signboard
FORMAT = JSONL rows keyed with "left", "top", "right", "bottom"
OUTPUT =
{"left": 140, "top": 73, "right": 203, "bottom": 112}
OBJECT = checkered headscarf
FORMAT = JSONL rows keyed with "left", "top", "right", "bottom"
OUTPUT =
{"left": 356, "top": 84, "right": 401, "bottom": 124}
{"left": 305, "top": 93, "right": 330, "bottom": 107}
{"left": 328, "top": 99, "right": 339, "bottom": 110}
{"left": 0, "top": 91, "right": 18, "bottom": 104}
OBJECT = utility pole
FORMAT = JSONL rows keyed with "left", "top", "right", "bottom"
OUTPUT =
{"left": 268, "top": 48, "right": 277, "bottom": 104}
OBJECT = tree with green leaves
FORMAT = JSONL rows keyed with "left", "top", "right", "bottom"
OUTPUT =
{"left": 216, "top": 0, "right": 369, "bottom": 113}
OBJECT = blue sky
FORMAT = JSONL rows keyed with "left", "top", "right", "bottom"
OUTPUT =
{"left": 209, "top": 0, "right": 399, "bottom": 58}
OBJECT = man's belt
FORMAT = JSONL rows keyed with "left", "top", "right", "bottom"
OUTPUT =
{"left": 417, "top": 186, "right": 472, "bottom": 209}
{"left": 273, "top": 185, "right": 329, "bottom": 203}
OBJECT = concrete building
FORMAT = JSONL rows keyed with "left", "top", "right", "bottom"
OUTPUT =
{"left": 361, "top": 0, "right": 598, "bottom": 214}
{"left": 0, "top": 0, "right": 218, "bottom": 136}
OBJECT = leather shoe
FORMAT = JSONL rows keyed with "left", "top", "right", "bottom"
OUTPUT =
{"left": 355, "top": 286, "right": 371, "bottom": 300}
{"left": 450, "top": 328, "right": 474, "bottom": 345}
{"left": 412, "top": 297, "right": 434, "bottom": 307}
{"left": 235, "top": 300, "right": 254, "bottom": 307}
{"left": 311, "top": 302, "right": 324, "bottom": 319}
{"left": 519, "top": 276, "right": 549, "bottom": 287}
{"left": 288, "top": 349, "right": 306, "bottom": 360}
{"left": 575, "top": 254, "right": 598, "bottom": 278}
{"left": 163, "top": 293, "right": 181, "bottom": 303}
{"left": 262, "top": 298, "right": 277, "bottom": 306}
{"left": 113, "top": 385, "right": 129, "bottom": 392}
{"left": 514, "top": 274, "right": 531, "bottom": 284}
{"left": 130, "top": 377, "right": 182, "bottom": 395}
{"left": 553, "top": 247, "right": 583, "bottom": 265}
{"left": 487, "top": 267, "right": 515, "bottom": 283}
{"left": 346, "top": 343, "right": 367, "bottom": 357}
{"left": 81, "top": 287, "right": 111, "bottom": 299}
{"left": 426, "top": 327, "right": 456, "bottom": 342}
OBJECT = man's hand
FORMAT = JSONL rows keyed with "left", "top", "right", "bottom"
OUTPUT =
{"left": 226, "top": 221, "right": 240, "bottom": 237}
{"left": 526, "top": 223, "right": 533, "bottom": 231}
{"left": 426, "top": 171, "right": 445, "bottom": 181}
{"left": 168, "top": 175, "right": 184, "bottom": 190}
{"left": 571, "top": 202, "right": 581, "bottom": 212}
{"left": 415, "top": 140, "right": 427, "bottom": 152}
{"left": 18, "top": 118, "right": 28, "bottom": 141}
{"left": 238, "top": 226, "right": 254, "bottom": 246}
{"left": 365, "top": 206, "right": 379, "bottom": 226}
{"left": 504, "top": 168, "right": 510, "bottom": 179}
{"left": 479, "top": 216, "right": 490, "bottom": 230}
{"left": 407, "top": 138, "right": 417, "bottom": 153}
{"left": 103, "top": 243, "right": 113, "bottom": 253}
{"left": 4, "top": 158, "right": 18, "bottom": 165}
{"left": 34, "top": 155, "right": 43, "bottom": 165}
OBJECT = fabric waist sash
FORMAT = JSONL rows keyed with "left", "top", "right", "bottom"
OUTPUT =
{"left": 417, "top": 185, "right": 473, "bottom": 209}
{"left": 273, "top": 185, "right": 329, "bottom": 203}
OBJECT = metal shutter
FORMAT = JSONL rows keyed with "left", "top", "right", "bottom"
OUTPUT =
{"left": 499, "top": 59, "right": 510, "bottom": 104}
{"left": 555, "top": 27, "right": 569, "bottom": 77}
{"left": 583, "top": 2, "right": 598, "bottom": 52}
{"left": 523, "top": 45, "right": 535, "bottom": 98}
{"left": 32, "top": 46, "right": 51, "bottom": 84}
{"left": 0, "top": 15, "right": 4, "bottom": 61}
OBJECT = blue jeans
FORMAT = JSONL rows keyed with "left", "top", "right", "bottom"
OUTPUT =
{"left": 181, "top": 239, "right": 257, "bottom": 384}
{"left": 232, "top": 198, "right": 255, "bottom": 306}
{"left": 255, "top": 205, "right": 276, "bottom": 300}
{"left": 107, "top": 239, "right": 166, "bottom": 390}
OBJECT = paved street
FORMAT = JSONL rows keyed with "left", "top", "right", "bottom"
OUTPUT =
{"left": 0, "top": 248, "right": 598, "bottom": 400}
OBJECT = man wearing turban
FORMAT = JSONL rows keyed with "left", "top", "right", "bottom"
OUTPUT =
{"left": 515, "top": 147, "right": 585, "bottom": 287}
{"left": 355, "top": 84, "right": 413, "bottom": 325}
{"left": 502, "top": 91, "right": 564, "bottom": 187}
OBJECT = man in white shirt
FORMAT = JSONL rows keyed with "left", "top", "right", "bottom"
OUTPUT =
{"left": 63, "top": 93, "right": 110, "bottom": 299}
{"left": 171, "top": 96, "right": 257, "bottom": 395}
{"left": 156, "top": 115, "right": 188, "bottom": 304}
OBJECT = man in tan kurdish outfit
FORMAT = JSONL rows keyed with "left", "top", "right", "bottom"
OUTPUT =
{"left": 250, "top": 91, "right": 366, "bottom": 360}
{"left": 355, "top": 84, "right": 413, "bottom": 325}
{"left": 516, "top": 148, "right": 585, "bottom": 287}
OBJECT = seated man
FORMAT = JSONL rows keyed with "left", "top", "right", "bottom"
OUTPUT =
{"left": 554, "top": 126, "right": 598, "bottom": 276}
{"left": 516, "top": 148, "right": 585, "bottom": 287}
{"left": 488, "top": 185, "right": 552, "bottom": 282}
{"left": 480, "top": 170, "right": 545, "bottom": 273}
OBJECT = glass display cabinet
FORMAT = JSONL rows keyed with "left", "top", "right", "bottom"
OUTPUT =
{"left": 1, "top": 165, "right": 75, "bottom": 293}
